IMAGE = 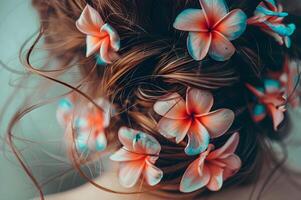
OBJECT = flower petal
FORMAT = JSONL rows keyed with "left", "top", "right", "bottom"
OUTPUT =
{"left": 208, "top": 31, "right": 235, "bottom": 61}
{"left": 207, "top": 132, "right": 239, "bottom": 160}
{"left": 220, "top": 154, "right": 241, "bottom": 171}
{"left": 173, "top": 9, "right": 208, "bottom": 32}
{"left": 119, "top": 160, "right": 145, "bottom": 188}
{"left": 94, "top": 98, "right": 111, "bottom": 128}
{"left": 86, "top": 35, "right": 103, "bottom": 57}
{"left": 180, "top": 158, "right": 210, "bottom": 193}
{"left": 76, "top": 4, "right": 105, "bottom": 36}
{"left": 186, "top": 88, "right": 214, "bottom": 116}
{"left": 110, "top": 148, "right": 146, "bottom": 162}
{"left": 222, "top": 155, "right": 241, "bottom": 180}
{"left": 118, "top": 127, "right": 136, "bottom": 150}
{"left": 95, "top": 133, "right": 107, "bottom": 151}
{"left": 56, "top": 98, "right": 73, "bottom": 127}
{"left": 101, "top": 23, "right": 120, "bottom": 51}
{"left": 198, "top": 109, "right": 234, "bottom": 138}
{"left": 199, "top": 0, "right": 228, "bottom": 27}
{"left": 187, "top": 32, "right": 211, "bottom": 61}
{"left": 215, "top": 9, "right": 247, "bottom": 41}
{"left": 100, "top": 37, "right": 114, "bottom": 64}
{"left": 132, "top": 132, "right": 161, "bottom": 155}
{"left": 265, "top": 22, "right": 296, "bottom": 36}
{"left": 206, "top": 164, "right": 224, "bottom": 191}
{"left": 252, "top": 104, "right": 267, "bottom": 122}
{"left": 246, "top": 83, "right": 265, "bottom": 98}
{"left": 185, "top": 120, "right": 210, "bottom": 156}
{"left": 157, "top": 117, "right": 191, "bottom": 143}
{"left": 154, "top": 93, "right": 187, "bottom": 119}
{"left": 267, "top": 104, "right": 284, "bottom": 130}
{"left": 144, "top": 160, "right": 163, "bottom": 186}
{"left": 75, "top": 134, "right": 89, "bottom": 152}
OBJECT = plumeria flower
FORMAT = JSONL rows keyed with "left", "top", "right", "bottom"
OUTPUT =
{"left": 180, "top": 132, "right": 241, "bottom": 193}
{"left": 56, "top": 96, "right": 75, "bottom": 128}
{"left": 76, "top": 4, "right": 120, "bottom": 63}
{"left": 154, "top": 88, "right": 235, "bottom": 156}
{"left": 246, "top": 80, "right": 286, "bottom": 130}
{"left": 57, "top": 96, "right": 112, "bottom": 152}
{"left": 173, "top": 0, "right": 247, "bottom": 61}
{"left": 247, "top": 0, "right": 296, "bottom": 48}
{"left": 279, "top": 57, "right": 300, "bottom": 108}
{"left": 110, "top": 127, "right": 163, "bottom": 188}
{"left": 269, "top": 56, "right": 301, "bottom": 108}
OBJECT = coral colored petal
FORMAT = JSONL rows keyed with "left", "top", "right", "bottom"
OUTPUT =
{"left": 95, "top": 133, "right": 107, "bottom": 151}
{"left": 206, "top": 164, "right": 224, "bottom": 191}
{"left": 185, "top": 120, "right": 210, "bottom": 156}
{"left": 86, "top": 35, "right": 102, "bottom": 57}
{"left": 215, "top": 9, "right": 247, "bottom": 41}
{"left": 94, "top": 98, "right": 111, "bottom": 128}
{"left": 100, "top": 38, "right": 113, "bottom": 64}
{"left": 101, "top": 23, "right": 121, "bottom": 51}
{"left": 246, "top": 83, "right": 265, "bottom": 98}
{"left": 173, "top": 9, "right": 208, "bottom": 32}
{"left": 154, "top": 93, "right": 187, "bottom": 119}
{"left": 110, "top": 148, "right": 146, "bottom": 162}
{"left": 118, "top": 127, "right": 136, "bottom": 149}
{"left": 220, "top": 154, "right": 242, "bottom": 171}
{"left": 267, "top": 104, "right": 284, "bottom": 130}
{"left": 208, "top": 31, "right": 235, "bottom": 61}
{"left": 76, "top": 5, "right": 104, "bottom": 36}
{"left": 199, "top": 0, "right": 228, "bottom": 27}
{"left": 186, "top": 88, "right": 214, "bottom": 115}
{"left": 207, "top": 132, "right": 239, "bottom": 160}
{"left": 119, "top": 160, "right": 145, "bottom": 188}
{"left": 157, "top": 117, "right": 191, "bottom": 143}
{"left": 180, "top": 158, "right": 210, "bottom": 193}
{"left": 198, "top": 109, "right": 234, "bottom": 138}
{"left": 144, "top": 160, "right": 163, "bottom": 186}
{"left": 132, "top": 132, "right": 161, "bottom": 155}
{"left": 187, "top": 32, "right": 211, "bottom": 61}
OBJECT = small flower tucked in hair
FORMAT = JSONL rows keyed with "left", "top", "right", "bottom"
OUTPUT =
{"left": 76, "top": 4, "right": 120, "bottom": 63}
{"left": 180, "top": 132, "right": 241, "bottom": 193}
{"left": 154, "top": 88, "right": 235, "bottom": 156}
{"left": 173, "top": 0, "right": 247, "bottom": 61}
{"left": 110, "top": 127, "right": 163, "bottom": 188}
{"left": 57, "top": 96, "right": 111, "bottom": 152}
{"left": 269, "top": 56, "right": 301, "bottom": 108}
{"left": 246, "top": 80, "right": 286, "bottom": 130}
{"left": 247, "top": 0, "right": 296, "bottom": 48}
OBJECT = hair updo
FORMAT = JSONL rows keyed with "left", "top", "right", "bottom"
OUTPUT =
{"left": 7, "top": 0, "right": 301, "bottom": 199}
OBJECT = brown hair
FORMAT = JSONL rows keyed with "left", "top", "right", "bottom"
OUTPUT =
{"left": 4, "top": 0, "right": 301, "bottom": 199}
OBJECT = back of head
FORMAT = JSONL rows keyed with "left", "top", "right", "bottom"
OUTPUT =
{"left": 12, "top": 0, "right": 301, "bottom": 199}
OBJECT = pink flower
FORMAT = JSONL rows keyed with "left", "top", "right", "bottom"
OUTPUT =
{"left": 246, "top": 83, "right": 286, "bottom": 130}
{"left": 173, "top": 0, "right": 247, "bottom": 61}
{"left": 279, "top": 57, "right": 300, "bottom": 108}
{"left": 57, "top": 97, "right": 111, "bottom": 152}
{"left": 110, "top": 127, "right": 163, "bottom": 188}
{"left": 247, "top": 0, "right": 296, "bottom": 48}
{"left": 154, "top": 88, "right": 235, "bottom": 156}
{"left": 76, "top": 4, "right": 120, "bottom": 63}
{"left": 180, "top": 132, "right": 241, "bottom": 193}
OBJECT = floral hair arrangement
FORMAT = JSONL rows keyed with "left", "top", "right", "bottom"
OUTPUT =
{"left": 55, "top": 0, "right": 300, "bottom": 194}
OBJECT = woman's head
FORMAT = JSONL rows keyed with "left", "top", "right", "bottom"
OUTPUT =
{"left": 9, "top": 0, "right": 301, "bottom": 199}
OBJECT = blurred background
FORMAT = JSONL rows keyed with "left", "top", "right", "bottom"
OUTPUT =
{"left": 1, "top": 0, "right": 301, "bottom": 200}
